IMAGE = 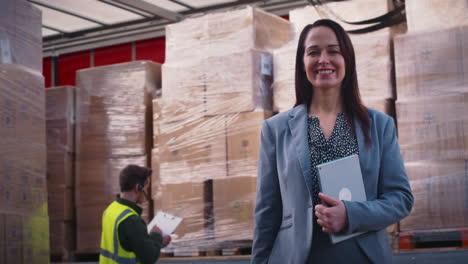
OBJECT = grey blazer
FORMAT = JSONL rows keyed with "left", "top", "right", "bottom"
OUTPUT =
{"left": 251, "top": 104, "right": 413, "bottom": 264}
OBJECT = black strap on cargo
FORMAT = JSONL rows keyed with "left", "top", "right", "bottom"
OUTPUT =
{"left": 306, "top": 0, "right": 407, "bottom": 34}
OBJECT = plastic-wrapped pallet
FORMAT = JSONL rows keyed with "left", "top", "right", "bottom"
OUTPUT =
{"left": 0, "top": 1, "right": 48, "bottom": 263}
{"left": 153, "top": 111, "right": 271, "bottom": 253}
{"left": 161, "top": 49, "right": 273, "bottom": 122}
{"left": 400, "top": 160, "right": 468, "bottom": 231}
{"left": 46, "top": 86, "right": 76, "bottom": 259}
{"left": 165, "top": 6, "right": 291, "bottom": 63}
{"left": 75, "top": 61, "right": 161, "bottom": 253}
{"left": 0, "top": 0, "right": 42, "bottom": 72}
{"left": 155, "top": 6, "right": 287, "bottom": 254}
{"left": 405, "top": 0, "right": 468, "bottom": 33}
{"left": 396, "top": 93, "right": 468, "bottom": 162}
{"left": 394, "top": 26, "right": 468, "bottom": 99}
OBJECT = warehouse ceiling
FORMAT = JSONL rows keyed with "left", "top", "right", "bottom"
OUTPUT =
{"left": 29, "top": 0, "right": 311, "bottom": 56}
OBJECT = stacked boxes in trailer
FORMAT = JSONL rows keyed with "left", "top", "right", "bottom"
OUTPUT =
{"left": 394, "top": 10, "right": 468, "bottom": 249}
{"left": 153, "top": 6, "right": 290, "bottom": 254}
{"left": 0, "top": 0, "right": 49, "bottom": 263}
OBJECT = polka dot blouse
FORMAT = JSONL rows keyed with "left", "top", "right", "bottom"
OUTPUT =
{"left": 307, "top": 112, "right": 359, "bottom": 225}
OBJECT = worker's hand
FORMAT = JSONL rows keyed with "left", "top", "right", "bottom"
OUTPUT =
{"left": 315, "top": 192, "right": 348, "bottom": 233}
{"left": 162, "top": 235, "right": 172, "bottom": 247}
{"left": 150, "top": 225, "right": 163, "bottom": 235}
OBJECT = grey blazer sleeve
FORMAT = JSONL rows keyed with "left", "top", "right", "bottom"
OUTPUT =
{"left": 344, "top": 117, "right": 414, "bottom": 233}
{"left": 251, "top": 121, "right": 282, "bottom": 264}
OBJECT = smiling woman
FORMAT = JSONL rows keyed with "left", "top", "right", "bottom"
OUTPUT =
{"left": 251, "top": 19, "right": 414, "bottom": 264}
{"left": 302, "top": 26, "right": 345, "bottom": 92}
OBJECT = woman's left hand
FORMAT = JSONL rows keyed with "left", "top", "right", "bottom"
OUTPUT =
{"left": 315, "top": 193, "right": 348, "bottom": 233}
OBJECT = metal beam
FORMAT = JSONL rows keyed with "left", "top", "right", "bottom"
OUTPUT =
{"left": 97, "top": 0, "right": 151, "bottom": 18}
{"left": 42, "top": 0, "right": 307, "bottom": 56}
{"left": 112, "top": 0, "right": 184, "bottom": 22}
{"left": 42, "top": 24, "right": 68, "bottom": 34}
{"left": 28, "top": 0, "right": 108, "bottom": 26}
{"left": 168, "top": 0, "right": 195, "bottom": 10}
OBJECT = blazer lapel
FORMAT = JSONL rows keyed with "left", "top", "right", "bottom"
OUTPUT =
{"left": 354, "top": 116, "right": 371, "bottom": 174}
{"left": 288, "top": 104, "right": 313, "bottom": 196}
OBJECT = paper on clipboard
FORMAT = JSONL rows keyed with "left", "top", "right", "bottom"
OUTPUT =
{"left": 147, "top": 212, "right": 183, "bottom": 236}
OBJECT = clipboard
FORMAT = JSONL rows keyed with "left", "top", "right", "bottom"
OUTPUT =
{"left": 147, "top": 211, "right": 183, "bottom": 236}
{"left": 316, "top": 154, "right": 367, "bottom": 243}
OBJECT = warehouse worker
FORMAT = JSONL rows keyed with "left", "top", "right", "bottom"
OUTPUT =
{"left": 100, "top": 164, "right": 171, "bottom": 264}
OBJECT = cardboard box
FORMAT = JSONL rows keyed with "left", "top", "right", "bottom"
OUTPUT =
{"left": 226, "top": 111, "right": 271, "bottom": 178}
{"left": 159, "top": 116, "right": 227, "bottom": 184}
{"left": 75, "top": 155, "right": 147, "bottom": 207}
{"left": 153, "top": 182, "right": 206, "bottom": 244}
{"left": 363, "top": 98, "right": 395, "bottom": 118}
{"left": 46, "top": 86, "right": 75, "bottom": 153}
{"left": 49, "top": 221, "right": 75, "bottom": 257}
{"left": 152, "top": 99, "right": 161, "bottom": 147}
{"left": 406, "top": 0, "right": 468, "bottom": 33}
{"left": 0, "top": 214, "right": 4, "bottom": 264}
{"left": 5, "top": 214, "right": 22, "bottom": 247}
{"left": 0, "top": 65, "right": 45, "bottom": 144}
{"left": 47, "top": 150, "right": 74, "bottom": 188}
{"left": 400, "top": 160, "right": 468, "bottom": 231}
{"left": 272, "top": 43, "right": 296, "bottom": 113}
{"left": 22, "top": 215, "right": 49, "bottom": 264}
{"left": 76, "top": 61, "right": 160, "bottom": 158}
{"left": 205, "top": 50, "right": 273, "bottom": 115}
{"left": 48, "top": 187, "right": 74, "bottom": 221}
{"left": 165, "top": 6, "right": 291, "bottom": 63}
{"left": 396, "top": 94, "right": 468, "bottom": 162}
{"left": 213, "top": 177, "right": 256, "bottom": 240}
{"left": 0, "top": 0, "right": 42, "bottom": 72}
{"left": 0, "top": 66, "right": 46, "bottom": 215}
{"left": 394, "top": 26, "right": 468, "bottom": 99}
{"left": 76, "top": 204, "right": 105, "bottom": 253}
{"left": 150, "top": 148, "right": 160, "bottom": 197}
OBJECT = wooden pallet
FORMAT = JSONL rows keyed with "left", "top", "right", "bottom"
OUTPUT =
{"left": 161, "top": 240, "right": 252, "bottom": 258}
{"left": 70, "top": 251, "right": 100, "bottom": 262}
{"left": 399, "top": 228, "right": 468, "bottom": 251}
{"left": 50, "top": 252, "right": 72, "bottom": 263}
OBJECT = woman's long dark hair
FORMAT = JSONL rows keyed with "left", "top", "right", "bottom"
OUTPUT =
{"left": 294, "top": 19, "right": 371, "bottom": 148}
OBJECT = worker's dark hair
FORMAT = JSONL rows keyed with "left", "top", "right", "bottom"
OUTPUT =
{"left": 119, "top": 164, "right": 152, "bottom": 192}
{"left": 294, "top": 19, "right": 371, "bottom": 148}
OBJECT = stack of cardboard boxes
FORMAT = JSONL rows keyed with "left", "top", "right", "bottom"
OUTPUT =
{"left": 395, "top": 0, "right": 468, "bottom": 232}
{"left": 46, "top": 86, "right": 76, "bottom": 259}
{"left": 274, "top": 0, "right": 401, "bottom": 116}
{"left": 75, "top": 61, "right": 161, "bottom": 252}
{"left": 0, "top": 0, "right": 49, "bottom": 263}
{"left": 153, "top": 6, "right": 290, "bottom": 252}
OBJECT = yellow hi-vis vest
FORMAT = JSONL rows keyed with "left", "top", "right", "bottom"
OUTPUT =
{"left": 99, "top": 201, "right": 141, "bottom": 264}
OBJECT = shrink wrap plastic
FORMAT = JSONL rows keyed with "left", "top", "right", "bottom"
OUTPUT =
{"left": 0, "top": 64, "right": 47, "bottom": 217}
{"left": 0, "top": 1, "right": 47, "bottom": 262}
{"left": 46, "top": 86, "right": 76, "bottom": 256}
{"left": 0, "top": 0, "right": 42, "bottom": 72}
{"left": 153, "top": 110, "right": 271, "bottom": 251}
{"left": 394, "top": 25, "right": 468, "bottom": 234}
{"left": 165, "top": 6, "right": 291, "bottom": 63}
{"left": 394, "top": 26, "right": 468, "bottom": 99}
{"left": 405, "top": 0, "right": 468, "bottom": 33}
{"left": 400, "top": 160, "right": 468, "bottom": 231}
{"left": 75, "top": 61, "right": 161, "bottom": 252}
{"left": 0, "top": 65, "right": 49, "bottom": 262}
{"left": 396, "top": 93, "right": 468, "bottom": 162}
{"left": 157, "top": 24, "right": 276, "bottom": 249}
